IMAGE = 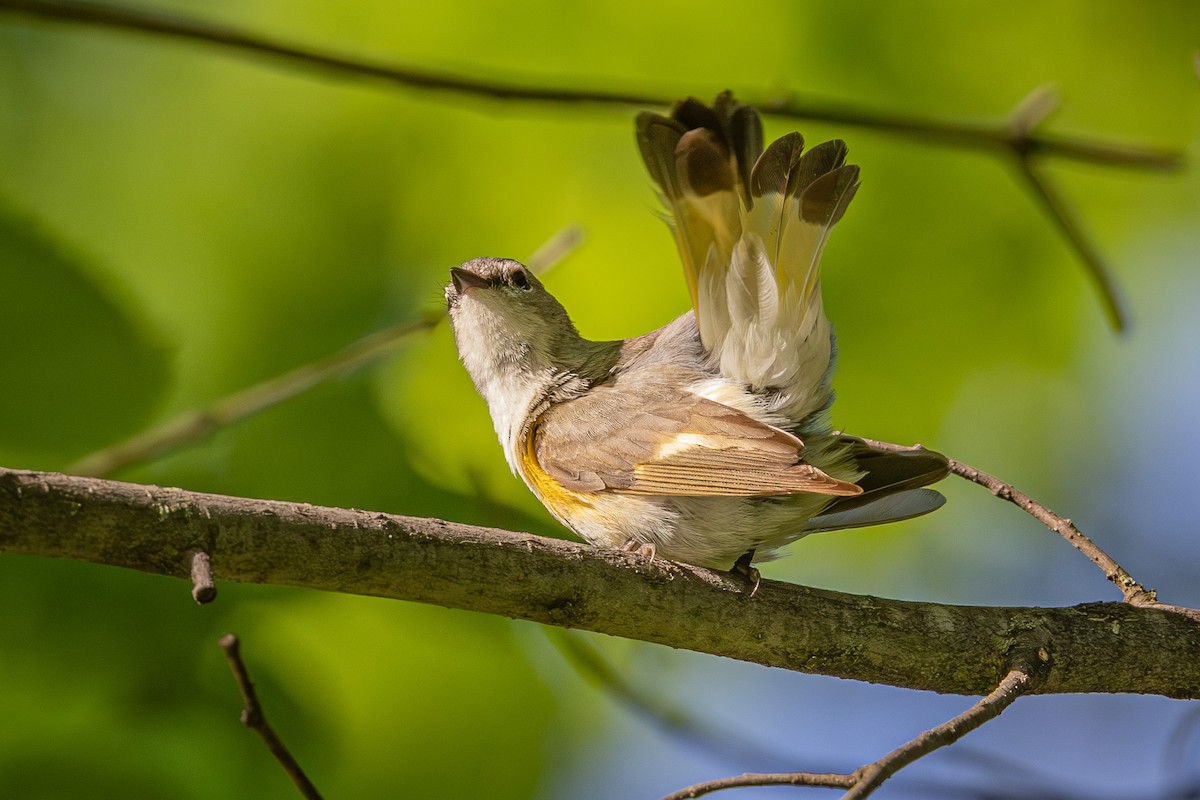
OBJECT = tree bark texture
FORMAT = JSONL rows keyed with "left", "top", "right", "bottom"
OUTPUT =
{"left": 2, "top": 466, "right": 1197, "bottom": 698}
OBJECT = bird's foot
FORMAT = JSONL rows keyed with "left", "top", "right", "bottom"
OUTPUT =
{"left": 620, "top": 539, "right": 657, "bottom": 561}
{"left": 731, "top": 549, "right": 761, "bottom": 597}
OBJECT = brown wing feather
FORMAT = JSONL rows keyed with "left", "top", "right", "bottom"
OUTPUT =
{"left": 531, "top": 387, "right": 861, "bottom": 498}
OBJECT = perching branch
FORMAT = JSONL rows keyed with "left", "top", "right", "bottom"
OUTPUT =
{"left": 0, "top": 0, "right": 1186, "bottom": 330}
{"left": 665, "top": 658, "right": 1048, "bottom": 800}
{"left": 2, "top": 466, "right": 1198, "bottom": 699}
{"left": 219, "top": 634, "right": 324, "bottom": 800}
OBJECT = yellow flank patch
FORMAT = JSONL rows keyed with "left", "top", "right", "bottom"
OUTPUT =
{"left": 520, "top": 425, "right": 594, "bottom": 518}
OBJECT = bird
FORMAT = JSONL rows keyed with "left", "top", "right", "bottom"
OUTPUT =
{"left": 445, "top": 92, "right": 947, "bottom": 575}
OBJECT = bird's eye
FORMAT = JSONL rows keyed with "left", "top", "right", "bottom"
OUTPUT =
{"left": 510, "top": 269, "right": 531, "bottom": 291}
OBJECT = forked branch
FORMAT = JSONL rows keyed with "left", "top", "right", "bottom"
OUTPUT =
{"left": 664, "top": 653, "right": 1049, "bottom": 799}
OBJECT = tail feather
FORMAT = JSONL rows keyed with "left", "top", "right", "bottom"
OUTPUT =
{"left": 803, "top": 488, "right": 946, "bottom": 533}
{"left": 809, "top": 436, "right": 950, "bottom": 523}
{"left": 635, "top": 94, "right": 762, "bottom": 317}
{"left": 636, "top": 92, "right": 859, "bottom": 412}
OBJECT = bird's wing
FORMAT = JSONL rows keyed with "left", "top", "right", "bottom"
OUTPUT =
{"left": 527, "top": 386, "right": 861, "bottom": 498}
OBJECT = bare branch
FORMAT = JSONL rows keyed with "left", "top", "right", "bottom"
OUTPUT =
{"left": 219, "top": 634, "right": 324, "bottom": 800}
{"left": 946, "top": 456, "right": 1152, "bottom": 601}
{"left": 662, "top": 772, "right": 855, "bottom": 799}
{"left": 665, "top": 656, "right": 1047, "bottom": 799}
{"left": 0, "top": 1, "right": 1177, "bottom": 169}
{"left": 848, "top": 438, "right": 1200, "bottom": 620}
{"left": 0, "top": 0, "right": 1185, "bottom": 332}
{"left": 66, "top": 316, "right": 437, "bottom": 477}
{"left": 65, "top": 226, "right": 581, "bottom": 478}
{"left": 0, "top": 0, "right": 666, "bottom": 105}
{"left": 1012, "top": 158, "right": 1128, "bottom": 330}
{"left": 3, "top": 466, "right": 1198, "bottom": 698}
{"left": 842, "top": 658, "right": 1047, "bottom": 798}
{"left": 525, "top": 224, "right": 586, "bottom": 277}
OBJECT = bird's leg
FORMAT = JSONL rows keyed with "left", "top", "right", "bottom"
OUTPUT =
{"left": 731, "top": 549, "right": 761, "bottom": 596}
{"left": 620, "top": 539, "right": 657, "bottom": 561}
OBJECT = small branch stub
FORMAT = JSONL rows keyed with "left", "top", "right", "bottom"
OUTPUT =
{"left": 189, "top": 549, "right": 216, "bottom": 604}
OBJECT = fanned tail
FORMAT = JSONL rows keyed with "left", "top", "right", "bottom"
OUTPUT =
{"left": 636, "top": 94, "right": 946, "bottom": 534}
{"left": 636, "top": 92, "right": 860, "bottom": 418}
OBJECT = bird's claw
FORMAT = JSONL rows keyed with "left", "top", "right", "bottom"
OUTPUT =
{"left": 731, "top": 549, "right": 761, "bottom": 597}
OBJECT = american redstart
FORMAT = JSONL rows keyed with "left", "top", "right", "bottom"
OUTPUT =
{"left": 445, "top": 92, "right": 947, "bottom": 573}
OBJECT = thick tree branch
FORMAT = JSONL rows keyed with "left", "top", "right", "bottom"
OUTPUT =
{"left": 2, "top": 466, "right": 1198, "bottom": 699}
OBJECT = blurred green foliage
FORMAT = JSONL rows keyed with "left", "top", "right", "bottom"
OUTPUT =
{"left": 0, "top": 0, "right": 1197, "bottom": 797}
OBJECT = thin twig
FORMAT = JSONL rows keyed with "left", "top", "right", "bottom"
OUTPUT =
{"left": 873, "top": 442, "right": 1200, "bottom": 620}
{"left": 665, "top": 656, "right": 1048, "bottom": 800}
{"left": 1013, "top": 157, "right": 1128, "bottom": 329}
{"left": 218, "top": 634, "right": 323, "bottom": 800}
{"left": 525, "top": 224, "right": 585, "bottom": 277}
{"left": 66, "top": 316, "right": 437, "bottom": 477}
{"left": 188, "top": 549, "right": 216, "bottom": 604}
{"left": 947, "top": 456, "right": 1154, "bottom": 601}
{"left": 0, "top": 0, "right": 665, "bottom": 104}
{"left": 65, "top": 226, "right": 582, "bottom": 478}
{"left": 662, "top": 772, "right": 855, "bottom": 799}
{"left": 0, "top": 0, "right": 1185, "bottom": 332}
{"left": 856, "top": 438, "right": 1161, "bottom": 605}
{"left": 842, "top": 659, "right": 1045, "bottom": 799}
{"left": 997, "top": 85, "right": 1128, "bottom": 329}
{"left": 0, "top": 1, "right": 1177, "bottom": 169}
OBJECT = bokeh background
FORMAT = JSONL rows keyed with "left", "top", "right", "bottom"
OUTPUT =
{"left": 1, "top": 1, "right": 1198, "bottom": 797}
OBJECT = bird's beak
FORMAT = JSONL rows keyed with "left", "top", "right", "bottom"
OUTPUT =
{"left": 450, "top": 267, "right": 490, "bottom": 295}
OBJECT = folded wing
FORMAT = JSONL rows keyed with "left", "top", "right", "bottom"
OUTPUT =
{"left": 529, "top": 386, "right": 861, "bottom": 498}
